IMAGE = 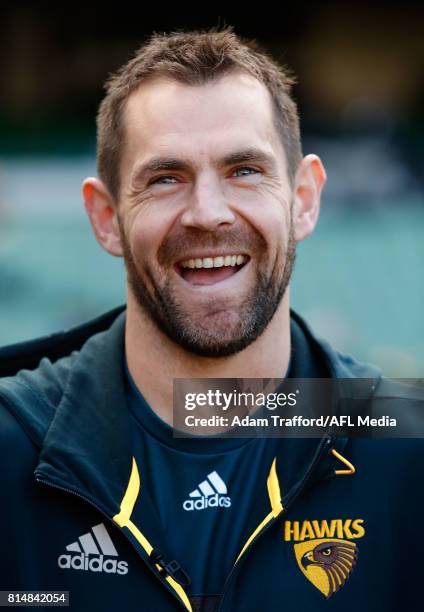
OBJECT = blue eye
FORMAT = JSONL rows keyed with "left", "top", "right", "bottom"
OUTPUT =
{"left": 232, "top": 167, "right": 259, "bottom": 177}
{"left": 150, "top": 175, "right": 178, "bottom": 185}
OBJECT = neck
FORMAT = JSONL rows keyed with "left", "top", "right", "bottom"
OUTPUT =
{"left": 125, "top": 290, "right": 291, "bottom": 426}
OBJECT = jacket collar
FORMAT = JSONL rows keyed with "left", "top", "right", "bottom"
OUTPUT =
{"left": 35, "top": 309, "right": 130, "bottom": 516}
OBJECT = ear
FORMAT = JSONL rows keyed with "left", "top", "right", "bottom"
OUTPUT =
{"left": 82, "top": 177, "right": 123, "bottom": 257}
{"left": 292, "top": 154, "right": 326, "bottom": 242}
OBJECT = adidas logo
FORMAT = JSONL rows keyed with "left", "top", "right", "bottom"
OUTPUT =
{"left": 57, "top": 523, "right": 128, "bottom": 575}
{"left": 183, "top": 471, "right": 231, "bottom": 511}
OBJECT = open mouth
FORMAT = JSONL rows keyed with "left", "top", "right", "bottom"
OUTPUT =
{"left": 175, "top": 254, "right": 250, "bottom": 286}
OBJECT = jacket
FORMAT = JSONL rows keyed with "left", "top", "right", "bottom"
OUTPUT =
{"left": 0, "top": 304, "right": 422, "bottom": 611}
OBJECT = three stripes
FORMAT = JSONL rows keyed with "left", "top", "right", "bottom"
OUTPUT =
{"left": 189, "top": 470, "right": 227, "bottom": 498}
{"left": 66, "top": 523, "right": 118, "bottom": 556}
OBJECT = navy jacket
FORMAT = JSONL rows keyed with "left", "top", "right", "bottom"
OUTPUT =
{"left": 0, "top": 305, "right": 422, "bottom": 611}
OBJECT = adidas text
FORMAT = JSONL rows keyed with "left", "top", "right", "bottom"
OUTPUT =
{"left": 183, "top": 471, "right": 231, "bottom": 511}
{"left": 58, "top": 553, "right": 128, "bottom": 575}
{"left": 59, "top": 523, "right": 128, "bottom": 575}
{"left": 183, "top": 493, "right": 231, "bottom": 511}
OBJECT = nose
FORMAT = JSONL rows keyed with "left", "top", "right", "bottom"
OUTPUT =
{"left": 180, "top": 173, "right": 236, "bottom": 231}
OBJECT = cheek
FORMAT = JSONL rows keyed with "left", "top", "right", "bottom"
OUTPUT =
{"left": 128, "top": 208, "right": 174, "bottom": 265}
{"left": 226, "top": 181, "right": 291, "bottom": 232}
{"left": 258, "top": 195, "right": 292, "bottom": 250}
{"left": 236, "top": 202, "right": 290, "bottom": 257}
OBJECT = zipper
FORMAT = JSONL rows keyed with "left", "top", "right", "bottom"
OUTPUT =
{"left": 34, "top": 475, "right": 189, "bottom": 611}
{"left": 216, "top": 434, "right": 334, "bottom": 611}
{"left": 281, "top": 434, "right": 334, "bottom": 508}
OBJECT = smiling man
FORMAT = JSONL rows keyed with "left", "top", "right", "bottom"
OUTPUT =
{"left": 0, "top": 27, "right": 422, "bottom": 612}
{"left": 84, "top": 64, "right": 323, "bottom": 422}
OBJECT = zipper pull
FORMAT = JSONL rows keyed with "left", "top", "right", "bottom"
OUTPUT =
{"left": 149, "top": 549, "right": 191, "bottom": 587}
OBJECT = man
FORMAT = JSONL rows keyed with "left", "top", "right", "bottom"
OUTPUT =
{"left": 0, "top": 28, "right": 422, "bottom": 612}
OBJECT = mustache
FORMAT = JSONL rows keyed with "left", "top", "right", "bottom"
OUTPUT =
{"left": 158, "top": 227, "right": 266, "bottom": 265}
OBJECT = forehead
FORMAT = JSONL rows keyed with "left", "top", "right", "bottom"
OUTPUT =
{"left": 122, "top": 73, "right": 285, "bottom": 168}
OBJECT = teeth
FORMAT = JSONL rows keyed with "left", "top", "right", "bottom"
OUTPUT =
{"left": 180, "top": 254, "right": 247, "bottom": 269}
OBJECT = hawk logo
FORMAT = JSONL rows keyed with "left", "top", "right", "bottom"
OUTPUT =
{"left": 284, "top": 519, "right": 365, "bottom": 598}
{"left": 294, "top": 538, "right": 358, "bottom": 598}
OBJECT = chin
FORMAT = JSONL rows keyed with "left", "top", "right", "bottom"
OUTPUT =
{"left": 187, "top": 308, "right": 243, "bottom": 333}
{"left": 175, "top": 319, "right": 254, "bottom": 358}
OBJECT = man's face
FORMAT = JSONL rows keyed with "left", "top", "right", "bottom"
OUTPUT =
{"left": 117, "top": 73, "right": 296, "bottom": 357}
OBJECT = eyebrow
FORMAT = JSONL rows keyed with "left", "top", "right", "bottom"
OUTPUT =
{"left": 220, "top": 148, "right": 276, "bottom": 169}
{"left": 131, "top": 147, "right": 277, "bottom": 185}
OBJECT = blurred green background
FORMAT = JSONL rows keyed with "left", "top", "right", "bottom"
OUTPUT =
{"left": 0, "top": 4, "right": 423, "bottom": 376}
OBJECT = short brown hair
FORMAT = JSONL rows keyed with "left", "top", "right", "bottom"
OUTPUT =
{"left": 96, "top": 27, "right": 302, "bottom": 204}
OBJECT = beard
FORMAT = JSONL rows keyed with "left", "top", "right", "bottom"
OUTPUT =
{"left": 118, "top": 218, "right": 296, "bottom": 358}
